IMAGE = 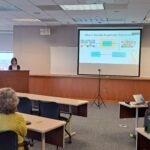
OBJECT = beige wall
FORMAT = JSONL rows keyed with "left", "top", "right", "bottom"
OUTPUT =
{"left": 140, "top": 26, "right": 150, "bottom": 77}
{"left": 13, "top": 25, "right": 150, "bottom": 77}
{"left": 0, "top": 32, "right": 13, "bottom": 52}
{"left": 13, "top": 26, "right": 50, "bottom": 74}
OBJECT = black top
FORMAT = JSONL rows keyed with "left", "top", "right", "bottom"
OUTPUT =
{"left": 8, "top": 65, "right": 20, "bottom": 70}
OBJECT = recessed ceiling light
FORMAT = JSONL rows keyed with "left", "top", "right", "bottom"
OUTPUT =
{"left": 60, "top": 4, "right": 104, "bottom": 10}
{"left": 13, "top": 18, "right": 41, "bottom": 22}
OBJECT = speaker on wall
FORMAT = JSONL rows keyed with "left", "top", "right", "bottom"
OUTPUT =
{"left": 40, "top": 28, "right": 51, "bottom": 35}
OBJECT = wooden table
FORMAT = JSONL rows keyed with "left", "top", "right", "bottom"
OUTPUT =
{"left": 119, "top": 102, "right": 148, "bottom": 129}
{"left": 17, "top": 92, "right": 88, "bottom": 117}
{"left": 136, "top": 127, "right": 150, "bottom": 150}
{"left": 21, "top": 113, "right": 65, "bottom": 150}
{"left": 119, "top": 102, "right": 148, "bottom": 137}
{"left": 17, "top": 92, "right": 88, "bottom": 138}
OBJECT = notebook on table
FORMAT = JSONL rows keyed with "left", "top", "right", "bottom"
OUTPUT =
{"left": 133, "top": 94, "right": 145, "bottom": 105}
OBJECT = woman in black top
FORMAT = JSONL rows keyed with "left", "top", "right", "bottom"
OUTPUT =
{"left": 8, "top": 57, "right": 20, "bottom": 70}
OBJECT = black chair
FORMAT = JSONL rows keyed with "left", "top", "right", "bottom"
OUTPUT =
{"left": 0, "top": 131, "right": 30, "bottom": 150}
{"left": 17, "top": 97, "right": 32, "bottom": 114}
{"left": 17, "top": 97, "right": 34, "bottom": 146}
{"left": 0, "top": 131, "right": 18, "bottom": 150}
{"left": 39, "top": 101, "right": 72, "bottom": 143}
{"left": 32, "top": 101, "right": 40, "bottom": 115}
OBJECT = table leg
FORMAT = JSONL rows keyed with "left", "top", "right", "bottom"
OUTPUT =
{"left": 136, "top": 132, "right": 138, "bottom": 150}
{"left": 130, "top": 108, "right": 139, "bottom": 138}
{"left": 135, "top": 108, "right": 139, "bottom": 135}
{"left": 68, "top": 106, "right": 75, "bottom": 135}
{"left": 41, "top": 133, "right": 45, "bottom": 150}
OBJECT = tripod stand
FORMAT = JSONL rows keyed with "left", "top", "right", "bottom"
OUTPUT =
{"left": 92, "top": 69, "right": 106, "bottom": 108}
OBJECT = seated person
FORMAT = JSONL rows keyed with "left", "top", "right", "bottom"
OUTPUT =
{"left": 0, "top": 88, "right": 27, "bottom": 150}
{"left": 144, "top": 102, "right": 150, "bottom": 131}
{"left": 8, "top": 57, "right": 20, "bottom": 70}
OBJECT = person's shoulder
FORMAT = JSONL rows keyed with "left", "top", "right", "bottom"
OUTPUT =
{"left": 8, "top": 65, "right": 12, "bottom": 70}
{"left": 17, "top": 65, "right": 20, "bottom": 70}
{"left": 15, "top": 113, "right": 25, "bottom": 121}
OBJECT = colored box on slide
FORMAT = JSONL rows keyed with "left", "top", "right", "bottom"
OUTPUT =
{"left": 112, "top": 52, "right": 126, "bottom": 57}
{"left": 102, "top": 41, "right": 113, "bottom": 47}
{"left": 91, "top": 52, "right": 101, "bottom": 57}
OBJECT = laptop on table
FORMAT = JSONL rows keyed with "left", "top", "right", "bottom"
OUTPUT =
{"left": 133, "top": 94, "right": 145, "bottom": 105}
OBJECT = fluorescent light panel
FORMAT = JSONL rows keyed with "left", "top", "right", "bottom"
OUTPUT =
{"left": 13, "top": 18, "right": 40, "bottom": 22}
{"left": 60, "top": 4, "right": 104, "bottom": 10}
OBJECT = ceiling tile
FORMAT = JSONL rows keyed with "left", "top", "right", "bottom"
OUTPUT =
{"left": 0, "top": 0, "right": 148, "bottom": 30}
{"left": 45, "top": 10, "right": 74, "bottom": 24}
{"left": 29, "top": 0, "right": 55, "bottom": 5}
{"left": 53, "top": 0, "right": 78, "bottom": 5}
{"left": 37, "top": 5, "right": 62, "bottom": 11}
{"left": 105, "top": 3, "right": 128, "bottom": 10}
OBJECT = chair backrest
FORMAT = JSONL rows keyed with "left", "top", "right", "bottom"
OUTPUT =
{"left": 0, "top": 131, "right": 18, "bottom": 150}
{"left": 17, "top": 97, "right": 32, "bottom": 114}
{"left": 39, "top": 101, "right": 60, "bottom": 119}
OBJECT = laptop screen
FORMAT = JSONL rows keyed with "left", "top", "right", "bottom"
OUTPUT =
{"left": 133, "top": 94, "right": 145, "bottom": 104}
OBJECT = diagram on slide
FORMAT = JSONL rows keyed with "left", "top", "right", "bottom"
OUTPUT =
{"left": 79, "top": 30, "right": 141, "bottom": 65}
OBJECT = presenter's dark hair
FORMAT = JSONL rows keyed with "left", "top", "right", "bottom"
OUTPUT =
{"left": 11, "top": 57, "right": 18, "bottom": 65}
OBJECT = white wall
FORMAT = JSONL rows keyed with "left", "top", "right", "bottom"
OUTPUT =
{"left": 13, "top": 26, "right": 50, "bottom": 74}
{"left": 140, "top": 26, "right": 150, "bottom": 77}
{"left": 0, "top": 32, "right": 13, "bottom": 52}
{"left": 50, "top": 47, "right": 77, "bottom": 75}
{"left": 13, "top": 25, "right": 150, "bottom": 77}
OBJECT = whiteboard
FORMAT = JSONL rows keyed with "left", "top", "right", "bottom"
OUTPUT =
{"left": 50, "top": 47, "right": 78, "bottom": 75}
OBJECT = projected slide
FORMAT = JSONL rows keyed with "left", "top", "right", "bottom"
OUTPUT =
{"left": 78, "top": 29, "right": 142, "bottom": 76}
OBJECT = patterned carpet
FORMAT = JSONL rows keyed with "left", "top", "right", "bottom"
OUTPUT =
{"left": 30, "top": 103, "right": 144, "bottom": 150}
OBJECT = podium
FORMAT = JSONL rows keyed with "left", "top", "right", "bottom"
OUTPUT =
{"left": 0, "top": 71, "right": 29, "bottom": 92}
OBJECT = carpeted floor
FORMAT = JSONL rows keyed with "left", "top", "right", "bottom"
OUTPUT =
{"left": 30, "top": 103, "right": 144, "bottom": 150}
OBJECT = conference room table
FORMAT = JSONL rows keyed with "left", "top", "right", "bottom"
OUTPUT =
{"left": 17, "top": 92, "right": 88, "bottom": 137}
{"left": 119, "top": 102, "right": 148, "bottom": 134}
{"left": 17, "top": 92, "right": 88, "bottom": 116}
{"left": 20, "top": 113, "right": 65, "bottom": 150}
{"left": 136, "top": 127, "right": 150, "bottom": 150}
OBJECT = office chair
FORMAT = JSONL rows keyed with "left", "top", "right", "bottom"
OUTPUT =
{"left": 39, "top": 101, "right": 72, "bottom": 144}
{"left": 17, "top": 97, "right": 32, "bottom": 114}
{"left": 32, "top": 101, "right": 40, "bottom": 115}
{"left": 17, "top": 97, "right": 34, "bottom": 146}
{"left": 0, "top": 131, "right": 30, "bottom": 150}
{"left": 0, "top": 131, "right": 18, "bottom": 150}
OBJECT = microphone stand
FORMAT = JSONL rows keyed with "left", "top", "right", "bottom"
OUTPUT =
{"left": 92, "top": 69, "right": 106, "bottom": 108}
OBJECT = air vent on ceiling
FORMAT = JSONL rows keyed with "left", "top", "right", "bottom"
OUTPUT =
{"left": 72, "top": 17, "right": 106, "bottom": 24}
{"left": 37, "top": 5, "right": 62, "bottom": 11}
{"left": 105, "top": 3, "right": 128, "bottom": 9}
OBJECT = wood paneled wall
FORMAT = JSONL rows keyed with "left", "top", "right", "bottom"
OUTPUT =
{"left": 29, "top": 75, "right": 150, "bottom": 102}
{"left": 0, "top": 71, "right": 29, "bottom": 92}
